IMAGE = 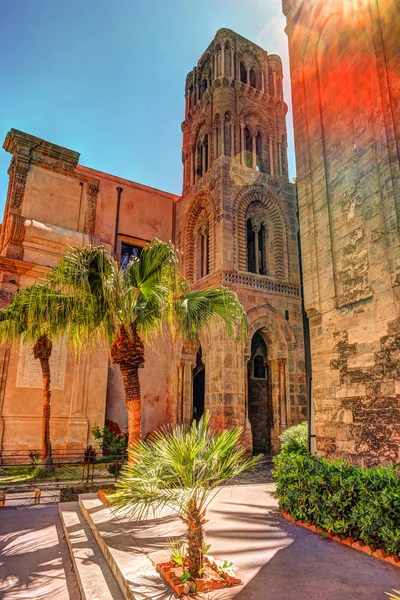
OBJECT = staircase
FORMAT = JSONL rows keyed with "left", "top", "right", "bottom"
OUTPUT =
{"left": 60, "top": 494, "right": 176, "bottom": 600}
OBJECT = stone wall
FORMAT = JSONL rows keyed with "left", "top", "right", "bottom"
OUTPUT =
{"left": 283, "top": 0, "right": 400, "bottom": 465}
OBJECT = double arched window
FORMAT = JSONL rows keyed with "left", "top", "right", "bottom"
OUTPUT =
{"left": 247, "top": 214, "right": 267, "bottom": 275}
{"left": 193, "top": 126, "right": 210, "bottom": 182}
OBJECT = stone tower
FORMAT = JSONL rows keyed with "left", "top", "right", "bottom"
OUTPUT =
{"left": 175, "top": 29, "right": 306, "bottom": 452}
{"left": 282, "top": 0, "right": 400, "bottom": 465}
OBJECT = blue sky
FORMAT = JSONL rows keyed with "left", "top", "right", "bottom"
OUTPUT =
{"left": 0, "top": 0, "right": 294, "bottom": 213}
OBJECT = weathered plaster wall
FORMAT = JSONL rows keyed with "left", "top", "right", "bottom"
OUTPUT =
{"left": 283, "top": 0, "right": 400, "bottom": 465}
{"left": 0, "top": 129, "right": 177, "bottom": 453}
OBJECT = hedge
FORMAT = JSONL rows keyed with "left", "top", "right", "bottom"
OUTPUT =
{"left": 273, "top": 451, "right": 400, "bottom": 556}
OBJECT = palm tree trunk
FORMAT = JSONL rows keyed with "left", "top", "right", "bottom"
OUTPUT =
{"left": 33, "top": 334, "right": 54, "bottom": 470}
{"left": 185, "top": 499, "right": 206, "bottom": 579}
{"left": 111, "top": 324, "right": 145, "bottom": 453}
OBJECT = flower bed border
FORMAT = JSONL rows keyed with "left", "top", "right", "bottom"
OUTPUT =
{"left": 156, "top": 557, "right": 242, "bottom": 596}
{"left": 281, "top": 509, "right": 400, "bottom": 568}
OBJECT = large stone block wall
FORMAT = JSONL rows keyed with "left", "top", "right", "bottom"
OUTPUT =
{"left": 283, "top": 0, "right": 400, "bottom": 465}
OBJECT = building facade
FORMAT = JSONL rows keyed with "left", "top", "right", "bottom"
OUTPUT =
{"left": 283, "top": 0, "right": 400, "bottom": 465}
{"left": 0, "top": 29, "right": 306, "bottom": 456}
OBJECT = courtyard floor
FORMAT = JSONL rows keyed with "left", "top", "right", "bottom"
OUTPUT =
{"left": 0, "top": 484, "right": 399, "bottom": 599}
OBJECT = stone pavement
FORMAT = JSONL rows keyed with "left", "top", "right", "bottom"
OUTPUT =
{"left": 0, "top": 504, "right": 79, "bottom": 600}
{"left": 110, "top": 483, "right": 399, "bottom": 599}
{"left": 2, "top": 485, "right": 400, "bottom": 599}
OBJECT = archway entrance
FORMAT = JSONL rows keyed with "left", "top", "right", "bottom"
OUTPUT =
{"left": 248, "top": 331, "right": 272, "bottom": 453}
{"left": 193, "top": 347, "right": 205, "bottom": 422}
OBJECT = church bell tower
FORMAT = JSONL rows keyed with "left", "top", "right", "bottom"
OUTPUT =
{"left": 174, "top": 29, "right": 306, "bottom": 451}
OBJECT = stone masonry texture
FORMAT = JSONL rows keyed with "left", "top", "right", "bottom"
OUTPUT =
{"left": 282, "top": 0, "right": 400, "bottom": 465}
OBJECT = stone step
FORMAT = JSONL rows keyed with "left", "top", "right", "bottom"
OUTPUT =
{"left": 78, "top": 493, "right": 176, "bottom": 600}
{"left": 60, "top": 501, "right": 124, "bottom": 600}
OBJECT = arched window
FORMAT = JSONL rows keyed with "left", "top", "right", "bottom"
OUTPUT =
{"left": 246, "top": 204, "right": 268, "bottom": 275}
{"left": 195, "top": 211, "right": 210, "bottom": 280}
{"left": 249, "top": 68, "right": 257, "bottom": 88}
{"left": 194, "top": 129, "right": 210, "bottom": 182}
{"left": 215, "top": 44, "right": 221, "bottom": 78}
{"left": 254, "top": 355, "right": 266, "bottom": 379}
{"left": 245, "top": 127, "right": 252, "bottom": 168}
{"left": 240, "top": 62, "right": 247, "bottom": 84}
{"left": 224, "top": 42, "right": 231, "bottom": 76}
{"left": 199, "top": 79, "right": 207, "bottom": 99}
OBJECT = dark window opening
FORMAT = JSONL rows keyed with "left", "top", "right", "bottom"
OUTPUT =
{"left": 120, "top": 243, "right": 141, "bottom": 269}
{"left": 258, "top": 224, "right": 266, "bottom": 275}
{"left": 247, "top": 219, "right": 256, "bottom": 273}
{"left": 200, "top": 233, "right": 209, "bottom": 278}
{"left": 254, "top": 355, "right": 266, "bottom": 379}
{"left": 193, "top": 347, "right": 205, "bottom": 422}
{"left": 240, "top": 62, "right": 247, "bottom": 84}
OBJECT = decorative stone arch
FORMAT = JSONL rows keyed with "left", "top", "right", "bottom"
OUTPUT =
{"left": 184, "top": 191, "right": 216, "bottom": 281}
{"left": 245, "top": 305, "right": 294, "bottom": 451}
{"left": 233, "top": 186, "right": 289, "bottom": 279}
{"left": 190, "top": 116, "right": 211, "bottom": 150}
{"left": 239, "top": 109, "right": 273, "bottom": 136}
{"left": 245, "top": 306, "right": 288, "bottom": 360}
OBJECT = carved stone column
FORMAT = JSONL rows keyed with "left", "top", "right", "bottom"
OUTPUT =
{"left": 240, "top": 124, "right": 245, "bottom": 165}
{"left": 231, "top": 124, "right": 235, "bottom": 157}
{"left": 252, "top": 135, "right": 257, "bottom": 169}
{"left": 84, "top": 183, "right": 99, "bottom": 235}
{"left": 278, "top": 358, "right": 287, "bottom": 428}
{"left": 230, "top": 51, "right": 235, "bottom": 78}
{"left": 269, "top": 136, "right": 275, "bottom": 176}
{"left": 273, "top": 71, "right": 277, "bottom": 96}
{"left": 176, "top": 363, "right": 184, "bottom": 423}
{"left": 253, "top": 222, "right": 260, "bottom": 274}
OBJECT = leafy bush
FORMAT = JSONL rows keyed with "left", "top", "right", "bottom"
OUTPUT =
{"left": 279, "top": 421, "right": 308, "bottom": 455}
{"left": 92, "top": 425, "right": 127, "bottom": 458}
{"left": 273, "top": 451, "right": 400, "bottom": 556}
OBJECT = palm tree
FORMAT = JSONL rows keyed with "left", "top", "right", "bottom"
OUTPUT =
{"left": 49, "top": 239, "right": 247, "bottom": 450}
{"left": 112, "top": 413, "right": 261, "bottom": 579}
{"left": 0, "top": 284, "right": 72, "bottom": 468}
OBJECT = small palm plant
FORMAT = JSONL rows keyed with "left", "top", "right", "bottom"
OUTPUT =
{"left": 112, "top": 413, "right": 261, "bottom": 579}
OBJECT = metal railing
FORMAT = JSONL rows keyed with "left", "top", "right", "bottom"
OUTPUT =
{"left": 0, "top": 447, "right": 126, "bottom": 506}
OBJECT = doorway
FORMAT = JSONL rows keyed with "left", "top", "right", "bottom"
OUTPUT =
{"left": 248, "top": 331, "right": 272, "bottom": 453}
{"left": 193, "top": 347, "right": 205, "bottom": 422}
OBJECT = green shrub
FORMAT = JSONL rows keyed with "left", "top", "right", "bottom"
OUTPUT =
{"left": 92, "top": 425, "right": 127, "bottom": 458}
{"left": 279, "top": 421, "right": 308, "bottom": 454}
{"left": 273, "top": 451, "right": 400, "bottom": 556}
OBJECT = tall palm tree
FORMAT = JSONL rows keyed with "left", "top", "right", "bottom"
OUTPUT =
{"left": 112, "top": 413, "right": 261, "bottom": 579}
{"left": 0, "top": 284, "right": 72, "bottom": 467}
{"left": 49, "top": 239, "right": 247, "bottom": 450}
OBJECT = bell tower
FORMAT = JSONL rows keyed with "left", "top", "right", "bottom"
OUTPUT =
{"left": 175, "top": 29, "right": 306, "bottom": 451}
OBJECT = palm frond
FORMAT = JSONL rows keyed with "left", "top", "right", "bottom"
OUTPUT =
{"left": 112, "top": 413, "right": 261, "bottom": 519}
{"left": 175, "top": 286, "right": 248, "bottom": 342}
